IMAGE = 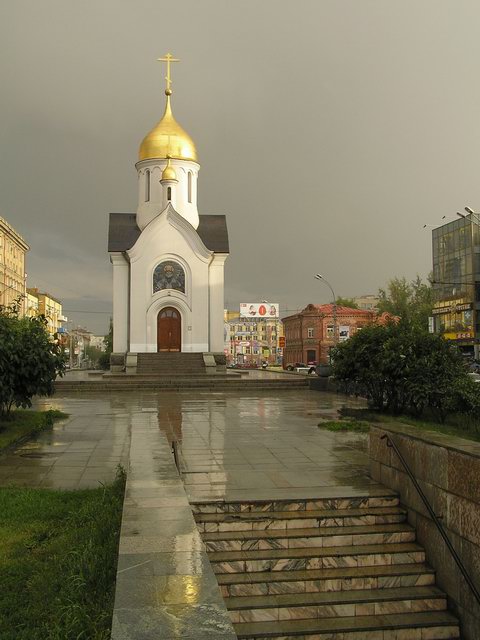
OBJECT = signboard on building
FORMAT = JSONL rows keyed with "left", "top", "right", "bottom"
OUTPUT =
{"left": 432, "top": 302, "right": 473, "bottom": 315}
{"left": 339, "top": 326, "right": 350, "bottom": 342}
{"left": 240, "top": 302, "right": 279, "bottom": 318}
{"left": 278, "top": 336, "right": 286, "bottom": 348}
{"left": 444, "top": 331, "right": 474, "bottom": 340}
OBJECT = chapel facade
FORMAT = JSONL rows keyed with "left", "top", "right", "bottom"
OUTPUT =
{"left": 107, "top": 56, "right": 229, "bottom": 362}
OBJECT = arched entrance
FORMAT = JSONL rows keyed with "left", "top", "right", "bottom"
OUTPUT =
{"left": 157, "top": 307, "right": 181, "bottom": 352}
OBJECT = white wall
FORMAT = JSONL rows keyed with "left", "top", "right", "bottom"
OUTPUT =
{"left": 209, "top": 254, "right": 228, "bottom": 352}
{"left": 110, "top": 252, "right": 129, "bottom": 352}
{"left": 136, "top": 158, "right": 200, "bottom": 230}
{"left": 127, "top": 206, "right": 212, "bottom": 353}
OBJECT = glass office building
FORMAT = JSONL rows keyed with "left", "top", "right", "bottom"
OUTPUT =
{"left": 432, "top": 215, "right": 479, "bottom": 356}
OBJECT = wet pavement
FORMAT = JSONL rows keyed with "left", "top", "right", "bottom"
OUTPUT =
{"left": 0, "top": 389, "right": 388, "bottom": 639}
{"left": 168, "top": 390, "right": 378, "bottom": 502}
{"left": 0, "top": 396, "right": 130, "bottom": 489}
{"left": 0, "top": 389, "right": 376, "bottom": 497}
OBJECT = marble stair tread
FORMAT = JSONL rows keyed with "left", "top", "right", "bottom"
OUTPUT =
{"left": 217, "top": 562, "right": 435, "bottom": 585}
{"left": 202, "top": 522, "right": 414, "bottom": 541}
{"left": 234, "top": 611, "right": 459, "bottom": 638}
{"left": 191, "top": 488, "right": 398, "bottom": 507}
{"left": 195, "top": 505, "right": 407, "bottom": 522}
{"left": 226, "top": 585, "right": 445, "bottom": 610}
{"left": 209, "top": 541, "right": 424, "bottom": 562}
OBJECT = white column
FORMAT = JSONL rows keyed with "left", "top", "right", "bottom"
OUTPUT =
{"left": 110, "top": 253, "right": 129, "bottom": 352}
{"left": 209, "top": 254, "right": 228, "bottom": 352}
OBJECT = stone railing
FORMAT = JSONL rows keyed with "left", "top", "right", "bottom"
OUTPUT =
{"left": 369, "top": 423, "right": 480, "bottom": 640}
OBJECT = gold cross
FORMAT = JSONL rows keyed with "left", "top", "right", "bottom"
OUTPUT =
{"left": 157, "top": 52, "right": 180, "bottom": 93}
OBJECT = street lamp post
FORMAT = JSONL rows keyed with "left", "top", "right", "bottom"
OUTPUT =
{"left": 314, "top": 274, "right": 337, "bottom": 361}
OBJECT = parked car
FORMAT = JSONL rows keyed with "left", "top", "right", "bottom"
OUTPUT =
{"left": 285, "top": 362, "right": 316, "bottom": 374}
{"left": 285, "top": 362, "right": 304, "bottom": 371}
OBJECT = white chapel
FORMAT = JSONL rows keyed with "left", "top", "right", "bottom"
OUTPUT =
{"left": 107, "top": 55, "right": 229, "bottom": 365}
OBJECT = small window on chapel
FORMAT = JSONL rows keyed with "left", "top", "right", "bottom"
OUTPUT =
{"left": 145, "top": 170, "right": 150, "bottom": 202}
{"left": 188, "top": 172, "right": 192, "bottom": 203}
{"left": 167, "top": 186, "right": 172, "bottom": 201}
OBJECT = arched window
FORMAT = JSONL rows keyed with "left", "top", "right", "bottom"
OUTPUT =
{"left": 188, "top": 171, "right": 192, "bottom": 203}
{"left": 145, "top": 170, "right": 150, "bottom": 202}
{"left": 167, "top": 186, "right": 172, "bottom": 201}
{"left": 153, "top": 261, "right": 185, "bottom": 294}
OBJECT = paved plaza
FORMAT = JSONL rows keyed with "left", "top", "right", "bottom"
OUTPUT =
{"left": 0, "top": 389, "right": 378, "bottom": 497}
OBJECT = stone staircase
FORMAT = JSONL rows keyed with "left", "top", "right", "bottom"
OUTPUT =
{"left": 193, "top": 496, "right": 460, "bottom": 639}
{"left": 136, "top": 352, "right": 206, "bottom": 375}
{"left": 54, "top": 376, "right": 309, "bottom": 392}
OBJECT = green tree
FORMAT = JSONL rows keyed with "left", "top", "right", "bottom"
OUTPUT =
{"left": 85, "top": 345, "right": 103, "bottom": 366}
{"left": 331, "top": 321, "right": 473, "bottom": 420}
{"left": 0, "top": 301, "right": 66, "bottom": 418}
{"left": 98, "top": 319, "right": 113, "bottom": 370}
{"left": 377, "top": 275, "right": 434, "bottom": 329}
{"left": 335, "top": 297, "right": 359, "bottom": 309}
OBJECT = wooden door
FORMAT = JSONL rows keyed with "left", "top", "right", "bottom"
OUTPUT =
{"left": 157, "top": 307, "right": 181, "bottom": 352}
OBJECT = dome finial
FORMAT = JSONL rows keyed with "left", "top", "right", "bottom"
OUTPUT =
{"left": 138, "top": 54, "right": 198, "bottom": 162}
{"left": 157, "top": 52, "right": 179, "bottom": 96}
{"left": 161, "top": 155, "right": 178, "bottom": 182}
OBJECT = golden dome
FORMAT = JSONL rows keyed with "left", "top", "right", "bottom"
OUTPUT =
{"left": 161, "top": 156, "right": 177, "bottom": 181}
{"left": 139, "top": 92, "right": 198, "bottom": 162}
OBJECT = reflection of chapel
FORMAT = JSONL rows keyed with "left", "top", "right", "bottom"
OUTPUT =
{"left": 107, "top": 55, "right": 229, "bottom": 358}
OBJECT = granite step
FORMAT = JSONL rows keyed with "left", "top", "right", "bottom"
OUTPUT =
{"left": 210, "top": 541, "right": 426, "bottom": 574}
{"left": 191, "top": 494, "right": 399, "bottom": 515}
{"left": 202, "top": 522, "right": 415, "bottom": 552}
{"left": 227, "top": 585, "right": 446, "bottom": 623}
{"left": 55, "top": 380, "right": 310, "bottom": 391}
{"left": 217, "top": 563, "right": 436, "bottom": 597}
{"left": 195, "top": 505, "right": 407, "bottom": 532}
{"left": 234, "top": 610, "right": 460, "bottom": 639}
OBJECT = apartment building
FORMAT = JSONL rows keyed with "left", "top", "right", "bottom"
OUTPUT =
{"left": 0, "top": 216, "right": 29, "bottom": 312}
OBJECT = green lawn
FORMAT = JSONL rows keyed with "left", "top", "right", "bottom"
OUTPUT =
{"left": 0, "top": 469, "right": 126, "bottom": 640}
{"left": 0, "top": 409, "right": 68, "bottom": 452}
{"left": 318, "top": 419, "right": 371, "bottom": 433}
{"left": 338, "top": 406, "right": 480, "bottom": 442}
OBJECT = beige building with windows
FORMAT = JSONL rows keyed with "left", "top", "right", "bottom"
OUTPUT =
{"left": 26, "top": 290, "right": 39, "bottom": 317}
{"left": 225, "top": 312, "right": 284, "bottom": 365}
{"left": 26, "top": 288, "right": 66, "bottom": 337}
{"left": 353, "top": 295, "right": 379, "bottom": 310}
{"left": 0, "top": 216, "right": 29, "bottom": 312}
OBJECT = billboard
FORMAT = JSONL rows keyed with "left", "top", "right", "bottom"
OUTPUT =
{"left": 240, "top": 302, "right": 279, "bottom": 318}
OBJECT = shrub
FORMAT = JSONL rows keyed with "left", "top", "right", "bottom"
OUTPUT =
{"left": 0, "top": 302, "right": 66, "bottom": 417}
{"left": 331, "top": 320, "right": 474, "bottom": 421}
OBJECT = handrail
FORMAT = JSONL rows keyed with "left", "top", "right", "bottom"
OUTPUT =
{"left": 381, "top": 433, "right": 480, "bottom": 606}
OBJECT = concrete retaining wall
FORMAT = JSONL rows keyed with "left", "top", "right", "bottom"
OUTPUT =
{"left": 369, "top": 423, "right": 480, "bottom": 639}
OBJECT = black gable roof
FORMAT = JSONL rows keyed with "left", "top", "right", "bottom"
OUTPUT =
{"left": 108, "top": 213, "right": 140, "bottom": 252}
{"left": 196, "top": 215, "right": 229, "bottom": 253}
{"left": 108, "top": 212, "right": 229, "bottom": 254}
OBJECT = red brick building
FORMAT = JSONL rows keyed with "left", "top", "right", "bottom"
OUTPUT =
{"left": 282, "top": 303, "right": 378, "bottom": 366}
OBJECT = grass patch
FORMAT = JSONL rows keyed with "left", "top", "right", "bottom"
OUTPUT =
{"left": 338, "top": 406, "right": 480, "bottom": 442}
{"left": 0, "top": 409, "right": 68, "bottom": 452}
{"left": 0, "top": 467, "right": 126, "bottom": 640}
{"left": 318, "top": 419, "right": 371, "bottom": 433}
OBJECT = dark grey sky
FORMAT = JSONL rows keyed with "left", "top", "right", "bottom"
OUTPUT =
{"left": 1, "top": 0, "right": 480, "bottom": 333}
